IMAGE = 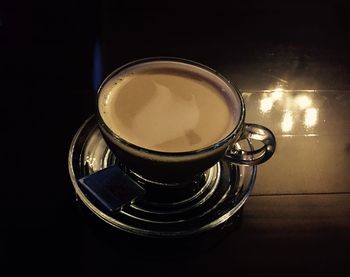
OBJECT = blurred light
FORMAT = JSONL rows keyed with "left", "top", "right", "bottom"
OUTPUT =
{"left": 281, "top": 110, "right": 293, "bottom": 132}
{"left": 93, "top": 40, "right": 103, "bottom": 93}
{"left": 271, "top": 88, "right": 284, "bottom": 101}
{"left": 304, "top": 107, "right": 318, "bottom": 128}
{"left": 295, "top": 95, "right": 312, "bottom": 110}
{"left": 85, "top": 155, "right": 96, "bottom": 170}
{"left": 103, "top": 93, "right": 111, "bottom": 106}
{"left": 260, "top": 97, "right": 274, "bottom": 113}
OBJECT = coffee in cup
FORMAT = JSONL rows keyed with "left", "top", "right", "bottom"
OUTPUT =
{"left": 96, "top": 57, "right": 275, "bottom": 183}
{"left": 98, "top": 60, "right": 241, "bottom": 153}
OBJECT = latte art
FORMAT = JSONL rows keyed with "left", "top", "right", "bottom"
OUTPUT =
{"left": 98, "top": 61, "right": 241, "bottom": 152}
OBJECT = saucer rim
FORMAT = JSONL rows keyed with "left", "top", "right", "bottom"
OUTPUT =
{"left": 68, "top": 115, "right": 257, "bottom": 238}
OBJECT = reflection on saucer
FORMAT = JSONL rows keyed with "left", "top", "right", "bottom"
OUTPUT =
{"left": 68, "top": 116, "right": 257, "bottom": 238}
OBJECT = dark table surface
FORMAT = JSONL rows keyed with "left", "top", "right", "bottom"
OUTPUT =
{"left": 3, "top": 1, "right": 350, "bottom": 275}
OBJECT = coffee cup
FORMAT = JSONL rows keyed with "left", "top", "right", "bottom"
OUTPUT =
{"left": 96, "top": 57, "right": 276, "bottom": 185}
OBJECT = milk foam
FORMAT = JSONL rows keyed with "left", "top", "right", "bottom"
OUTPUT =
{"left": 98, "top": 61, "right": 241, "bottom": 152}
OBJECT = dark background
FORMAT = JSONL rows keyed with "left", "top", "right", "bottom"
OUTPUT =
{"left": 2, "top": 0, "right": 350, "bottom": 275}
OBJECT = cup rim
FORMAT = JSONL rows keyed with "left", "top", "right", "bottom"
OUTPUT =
{"left": 96, "top": 56, "right": 246, "bottom": 156}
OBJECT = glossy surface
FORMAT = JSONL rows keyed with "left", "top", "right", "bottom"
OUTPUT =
{"left": 69, "top": 116, "right": 257, "bottom": 237}
{"left": 242, "top": 89, "right": 350, "bottom": 195}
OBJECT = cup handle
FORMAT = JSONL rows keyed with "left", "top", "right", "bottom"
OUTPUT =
{"left": 225, "top": 123, "right": 276, "bottom": 165}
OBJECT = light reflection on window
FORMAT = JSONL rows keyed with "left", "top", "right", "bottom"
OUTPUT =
{"left": 259, "top": 88, "right": 284, "bottom": 114}
{"left": 258, "top": 89, "right": 319, "bottom": 134}
{"left": 260, "top": 97, "right": 274, "bottom": 113}
{"left": 304, "top": 107, "right": 318, "bottom": 128}
{"left": 295, "top": 95, "right": 312, "bottom": 110}
{"left": 281, "top": 110, "right": 293, "bottom": 132}
{"left": 271, "top": 88, "right": 284, "bottom": 101}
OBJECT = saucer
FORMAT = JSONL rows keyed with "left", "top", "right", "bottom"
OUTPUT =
{"left": 68, "top": 115, "right": 257, "bottom": 238}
